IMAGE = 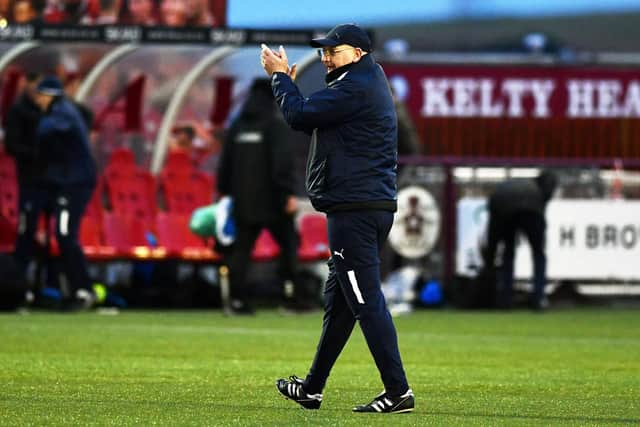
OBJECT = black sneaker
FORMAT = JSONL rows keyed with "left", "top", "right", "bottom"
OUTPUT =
{"left": 60, "top": 289, "right": 96, "bottom": 312}
{"left": 224, "top": 299, "right": 255, "bottom": 316}
{"left": 275, "top": 375, "right": 322, "bottom": 409}
{"left": 531, "top": 296, "right": 550, "bottom": 312}
{"left": 352, "top": 389, "right": 415, "bottom": 413}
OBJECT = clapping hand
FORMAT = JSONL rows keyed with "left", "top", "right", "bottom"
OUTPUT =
{"left": 260, "top": 44, "right": 297, "bottom": 80}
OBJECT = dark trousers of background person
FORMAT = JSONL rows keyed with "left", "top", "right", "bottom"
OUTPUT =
{"left": 228, "top": 216, "right": 299, "bottom": 305}
{"left": 50, "top": 185, "right": 95, "bottom": 297}
{"left": 486, "top": 211, "right": 546, "bottom": 308}
{"left": 13, "top": 183, "right": 56, "bottom": 287}
{"left": 302, "top": 210, "right": 409, "bottom": 398}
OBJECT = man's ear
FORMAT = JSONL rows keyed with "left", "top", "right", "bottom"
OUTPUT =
{"left": 352, "top": 48, "right": 364, "bottom": 63}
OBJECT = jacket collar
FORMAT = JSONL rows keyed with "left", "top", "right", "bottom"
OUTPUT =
{"left": 325, "top": 53, "right": 375, "bottom": 85}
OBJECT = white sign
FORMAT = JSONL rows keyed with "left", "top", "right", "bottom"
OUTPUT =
{"left": 457, "top": 198, "right": 640, "bottom": 280}
{"left": 389, "top": 186, "right": 441, "bottom": 259}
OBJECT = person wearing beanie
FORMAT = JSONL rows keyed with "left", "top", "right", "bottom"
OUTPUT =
{"left": 34, "top": 75, "right": 97, "bottom": 311}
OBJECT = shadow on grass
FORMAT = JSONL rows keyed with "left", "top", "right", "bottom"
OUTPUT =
{"left": 6, "top": 395, "right": 638, "bottom": 424}
{"left": 429, "top": 410, "right": 640, "bottom": 424}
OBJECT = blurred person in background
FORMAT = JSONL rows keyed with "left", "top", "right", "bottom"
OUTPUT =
{"left": 119, "top": 0, "right": 156, "bottom": 25}
{"left": 0, "top": 0, "right": 9, "bottom": 20}
{"left": 185, "top": 0, "right": 213, "bottom": 26}
{"left": 195, "top": 122, "right": 224, "bottom": 174}
{"left": 43, "top": 0, "right": 98, "bottom": 24}
{"left": 379, "top": 86, "right": 421, "bottom": 281}
{"left": 393, "top": 89, "right": 420, "bottom": 156}
{"left": 169, "top": 124, "right": 195, "bottom": 156}
{"left": 262, "top": 23, "right": 414, "bottom": 414}
{"left": 4, "top": 72, "right": 49, "bottom": 286}
{"left": 34, "top": 76, "right": 97, "bottom": 311}
{"left": 89, "top": 0, "right": 121, "bottom": 23}
{"left": 64, "top": 73, "right": 94, "bottom": 130}
{"left": 10, "top": 0, "right": 40, "bottom": 23}
{"left": 216, "top": 79, "right": 302, "bottom": 315}
{"left": 484, "top": 170, "right": 558, "bottom": 311}
{"left": 158, "top": 0, "right": 185, "bottom": 26}
{"left": 190, "top": 121, "right": 218, "bottom": 170}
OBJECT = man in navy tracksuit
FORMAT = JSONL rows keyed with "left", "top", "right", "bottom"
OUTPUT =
{"left": 34, "top": 76, "right": 97, "bottom": 310}
{"left": 261, "top": 23, "right": 414, "bottom": 413}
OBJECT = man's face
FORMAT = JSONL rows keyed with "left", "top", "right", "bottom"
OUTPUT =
{"left": 174, "top": 129, "right": 193, "bottom": 148}
{"left": 13, "top": 0, "right": 36, "bottom": 23}
{"left": 318, "top": 44, "right": 361, "bottom": 73}
{"left": 129, "top": 0, "right": 153, "bottom": 22}
{"left": 35, "top": 93, "right": 54, "bottom": 111}
{"left": 185, "top": 0, "right": 205, "bottom": 13}
{"left": 160, "top": 0, "right": 186, "bottom": 26}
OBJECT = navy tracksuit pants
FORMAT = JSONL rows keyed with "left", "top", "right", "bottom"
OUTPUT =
{"left": 51, "top": 186, "right": 94, "bottom": 296}
{"left": 14, "top": 184, "right": 94, "bottom": 295}
{"left": 303, "top": 210, "right": 409, "bottom": 397}
{"left": 14, "top": 183, "right": 52, "bottom": 275}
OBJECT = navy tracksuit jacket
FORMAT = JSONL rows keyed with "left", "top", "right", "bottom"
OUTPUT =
{"left": 37, "top": 97, "right": 97, "bottom": 296}
{"left": 271, "top": 54, "right": 409, "bottom": 396}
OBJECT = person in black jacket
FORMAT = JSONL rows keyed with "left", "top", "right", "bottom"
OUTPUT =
{"left": 262, "top": 24, "right": 414, "bottom": 414}
{"left": 392, "top": 88, "right": 420, "bottom": 156}
{"left": 64, "top": 74, "right": 94, "bottom": 130}
{"left": 4, "top": 72, "right": 50, "bottom": 281}
{"left": 217, "top": 79, "right": 301, "bottom": 315}
{"left": 484, "top": 170, "right": 558, "bottom": 310}
{"left": 34, "top": 75, "right": 97, "bottom": 310}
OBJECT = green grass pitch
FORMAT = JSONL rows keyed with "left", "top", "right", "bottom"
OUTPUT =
{"left": 1, "top": 308, "right": 639, "bottom": 426}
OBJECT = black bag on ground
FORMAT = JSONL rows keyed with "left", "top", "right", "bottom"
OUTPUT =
{"left": 0, "top": 253, "right": 28, "bottom": 310}
{"left": 452, "top": 266, "right": 498, "bottom": 309}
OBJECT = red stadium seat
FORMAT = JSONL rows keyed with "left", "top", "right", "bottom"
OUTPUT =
{"left": 0, "top": 152, "right": 18, "bottom": 226}
{"left": 103, "top": 148, "right": 137, "bottom": 181}
{"left": 155, "top": 212, "right": 219, "bottom": 261}
{"left": 78, "top": 215, "right": 117, "bottom": 260}
{"left": 0, "top": 154, "right": 18, "bottom": 252}
{"left": 298, "top": 214, "right": 330, "bottom": 262}
{"left": 159, "top": 172, "right": 214, "bottom": 215}
{"left": 104, "top": 171, "right": 156, "bottom": 224}
{"left": 102, "top": 213, "right": 163, "bottom": 259}
{"left": 251, "top": 229, "right": 280, "bottom": 261}
{"left": 159, "top": 150, "right": 215, "bottom": 215}
{"left": 163, "top": 150, "right": 192, "bottom": 176}
{"left": 0, "top": 215, "right": 16, "bottom": 253}
{"left": 84, "top": 178, "right": 105, "bottom": 221}
{"left": 103, "top": 147, "right": 157, "bottom": 226}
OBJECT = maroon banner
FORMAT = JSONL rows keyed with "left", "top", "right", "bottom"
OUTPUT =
{"left": 382, "top": 64, "right": 640, "bottom": 120}
{"left": 381, "top": 63, "right": 640, "bottom": 158}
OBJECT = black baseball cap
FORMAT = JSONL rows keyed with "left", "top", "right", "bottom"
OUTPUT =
{"left": 310, "top": 23, "right": 372, "bottom": 52}
{"left": 36, "top": 75, "right": 64, "bottom": 96}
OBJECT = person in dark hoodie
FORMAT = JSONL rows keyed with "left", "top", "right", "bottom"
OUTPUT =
{"left": 216, "top": 78, "right": 301, "bottom": 315}
{"left": 4, "top": 72, "right": 49, "bottom": 282}
{"left": 34, "top": 75, "right": 97, "bottom": 311}
{"left": 484, "top": 170, "right": 558, "bottom": 310}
